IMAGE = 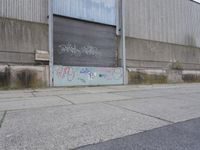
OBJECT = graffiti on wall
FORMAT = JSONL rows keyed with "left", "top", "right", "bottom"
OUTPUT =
{"left": 54, "top": 66, "right": 123, "bottom": 86}
{"left": 58, "top": 42, "right": 101, "bottom": 57}
{"left": 55, "top": 66, "right": 76, "bottom": 81}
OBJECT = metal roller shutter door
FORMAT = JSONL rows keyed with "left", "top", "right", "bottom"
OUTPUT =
{"left": 53, "top": 16, "right": 117, "bottom": 67}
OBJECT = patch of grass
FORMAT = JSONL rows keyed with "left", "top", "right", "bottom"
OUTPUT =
{"left": 171, "top": 61, "right": 183, "bottom": 70}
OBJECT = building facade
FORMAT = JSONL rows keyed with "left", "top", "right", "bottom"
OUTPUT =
{"left": 124, "top": 0, "right": 200, "bottom": 83}
{"left": 0, "top": 0, "right": 200, "bottom": 88}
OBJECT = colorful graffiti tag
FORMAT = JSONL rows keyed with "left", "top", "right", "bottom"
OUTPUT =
{"left": 55, "top": 66, "right": 76, "bottom": 81}
{"left": 53, "top": 66, "right": 123, "bottom": 86}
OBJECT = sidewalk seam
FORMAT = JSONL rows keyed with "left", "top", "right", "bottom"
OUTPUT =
{"left": 31, "top": 92, "right": 36, "bottom": 97}
{"left": 0, "top": 111, "right": 7, "bottom": 128}
{"left": 56, "top": 95, "right": 75, "bottom": 105}
{"left": 103, "top": 102, "right": 174, "bottom": 124}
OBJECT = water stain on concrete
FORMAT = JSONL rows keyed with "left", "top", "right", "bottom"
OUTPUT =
{"left": 128, "top": 72, "right": 167, "bottom": 84}
{"left": 0, "top": 67, "right": 10, "bottom": 89}
{"left": 182, "top": 74, "right": 200, "bottom": 83}
{"left": 16, "top": 69, "right": 43, "bottom": 88}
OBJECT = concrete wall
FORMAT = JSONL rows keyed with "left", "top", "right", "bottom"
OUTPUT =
{"left": 124, "top": 38, "right": 200, "bottom": 70}
{"left": 0, "top": 18, "right": 48, "bottom": 65}
{"left": 125, "top": 0, "right": 200, "bottom": 48}
{"left": 127, "top": 68, "right": 200, "bottom": 84}
{"left": 124, "top": 37, "right": 200, "bottom": 84}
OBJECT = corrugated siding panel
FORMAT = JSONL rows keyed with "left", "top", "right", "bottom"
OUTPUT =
{"left": 125, "top": 0, "right": 200, "bottom": 48}
{"left": 0, "top": 0, "right": 48, "bottom": 23}
{"left": 53, "top": 0, "right": 116, "bottom": 25}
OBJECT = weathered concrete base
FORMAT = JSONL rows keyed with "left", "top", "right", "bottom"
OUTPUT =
{"left": 53, "top": 66, "right": 123, "bottom": 86}
{"left": 0, "top": 65, "right": 10, "bottom": 88}
{"left": 128, "top": 68, "right": 167, "bottom": 84}
{"left": 2, "top": 65, "right": 200, "bottom": 89}
{"left": 167, "top": 70, "right": 183, "bottom": 83}
{"left": 182, "top": 70, "right": 200, "bottom": 83}
{"left": 128, "top": 68, "right": 200, "bottom": 84}
{"left": 0, "top": 65, "right": 49, "bottom": 89}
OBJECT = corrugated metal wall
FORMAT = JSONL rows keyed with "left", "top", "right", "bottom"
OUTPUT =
{"left": 125, "top": 0, "right": 200, "bottom": 48}
{"left": 0, "top": 0, "right": 48, "bottom": 23}
{"left": 53, "top": 0, "right": 116, "bottom": 25}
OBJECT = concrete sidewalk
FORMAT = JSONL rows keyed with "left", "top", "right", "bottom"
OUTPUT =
{"left": 0, "top": 84, "right": 200, "bottom": 149}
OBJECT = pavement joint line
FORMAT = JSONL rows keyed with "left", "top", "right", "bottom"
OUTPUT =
{"left": 33, "top": 92, "right": 91, "bottom": 97}
{"left": 31, "top": 92, "right": 36, "bottom": 97}
{"left": 0, "top": 92, "right": 88, "bottom": 100}
{"left": 0, "top": 93, "right": 192, "bottom": 112}
{"left": 0, "top": 111, "right": 7, "bottom": 128}
{"left": 164, "top": 95, "right": 198, "bottom": 100}
{"left": 0, "top": 87, "right": 197, "bottom": 100}
{"left": 0, "top": 83, "right": 199, "bottom": 94}
{"left": 0, "top": 88, "right": 162, "bottom": 96}
{"left": 0, "top": 96, "right": 35, "bottom": 100}
{"left": 0, "top": 91, "right": 185, "bottom": 100}
{"left": 0, "top": 95, "right": 66, "bottom": 103}
{"left": 0, "top": 103, "right": 74, "bottom": 113}
{"left": 112, "top": 92, "right": 191, "bottom": 99}
{"left": 113, "top": 93, "right": 167, "bottom": 99}
{"left": 0, "top": 85, "right": 199, "bottom": 113}
{"left": 103, "top": 93, "right": 197, "bottom": 104}
{"left": 0, "top": 98, "right": 151, "bottom": 113}
{"left": 103, "top": 102, "right": 175, "bottom": 124}
{"left": 140, "top": 85, "right": 198, "bottom": 90}
{"left": 56, "top": 95, "right": 75, "bottom": 105}
{"left": 0, "top": 100, "right": 109, "bottom": 113}
{"left": 107, "top": 86, "right": 180, "bottom": 91}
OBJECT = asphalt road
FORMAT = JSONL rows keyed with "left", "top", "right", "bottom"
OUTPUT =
{"left": 76, "top": 117, "right": 200, "bottom": 150}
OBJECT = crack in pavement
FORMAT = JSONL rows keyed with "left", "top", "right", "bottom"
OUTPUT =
{"left": 31, "top": 92, "right": 36, "bottom": 97}
{"left": 0, "top": 111, "right": 7, "bottom": 128}
{"left": 103, "top": 102, "right": 174, "bottom": 124}
{"left": 56, "top": 95, "right": 75, "bottom": 105}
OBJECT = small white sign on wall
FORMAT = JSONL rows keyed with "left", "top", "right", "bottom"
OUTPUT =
{"left": 35, "top": 50, "right": 49, "bottom": 61}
